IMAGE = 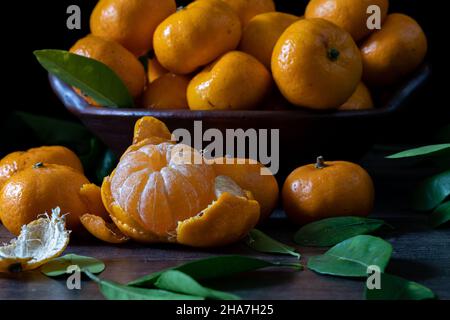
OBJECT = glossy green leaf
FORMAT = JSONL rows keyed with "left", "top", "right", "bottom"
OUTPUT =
{"left": 429, "top": 201, "right": 450, "bottom": 228}
{"left": 34, "top": 49, "right": 134, "bottom": 108}
{"left": 307, "top": 235, "right": 393, "bottom": 277}
{"left": 246, "top": 229, "right": 300, "bottom": 259}
{"left": 386, "top": 144, "right": 450, "bottom": 159}
{"left": 413, "top": 170, "right": 450, "bottom": 211}
{"left": 40, "top": 254, "right": 105, "bottom": 277}
{"left": 85, "top": 271, "right": 202, "bottom": 300}
{"left": 365, "top": 273, "right": 435, "bottom": 300}
{"left": 95, "top": 149, "right": 118, "bottom": 183}
{"left": 128, "top": 255, "right": 301, "bottom": 287}
{"left": 155, "top": 270, "right": 240, "bottom": 300}
{"left": 294, "top": 217, "right": 389, "bottom": 247}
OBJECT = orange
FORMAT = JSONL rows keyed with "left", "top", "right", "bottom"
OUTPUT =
{"left": 0, "top": 163, "right": 107, "bottom": 235}
{"left": 360, "top": 13, "right": 428, "bottom": 86}
{"left": 70, "top": 35, "right": 146, "bottom": 99}
{"left": 141, "top": 73, "right": 190, "bottom": 110}
{"left": 98, "top": 117, "right": 260, "bottom": 247}
{"left": 212, "top": 158, "right": 279, "bottom": 221}
{"left": 187, "top": 51, "right": 272, "bottom": 110}
{"left": 272, "top": 18, "right": 362, "bottom": 109}
{"left": 282, "top": 156, "right": 374, "bottom": 225}
{"left": 239, "top": 12, "right": 300, "bottom": 69}
{"left": 305, "top": 0, "right": 389, "bottom": 42}
{"left": 90, "top": 0, "right": 176, "bottom": 57}
{"left": 0, "top": 146, "right": 83, "bottom": 190}
{"left": 339, "top": 82, "right": 374, "bottom": 110}
{"left": 153, "top": 0, "right": 242, "bottom": 75}
{"left": 148, "top": 57, "right": 168, "bottom": 83}
{"left": 222, "top": 0, "right": 276, "bottom": 28}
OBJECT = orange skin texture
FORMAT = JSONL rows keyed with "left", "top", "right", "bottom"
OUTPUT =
{"left": 0, "top": 164, "right": 107, "bottom": 235}
{"left": 239, "top": 12, "right": 300, "bottom": 69}
{"left": 339, "top": 82, "right": 374, "bottom": 110}
{"left": 282, "top": 160, "right": 375, "bottom": 225}
{"left": 153, "top": 0, "right": 242, "bottom": 75}
{"left": 305, "top": 0, "right": 389, "bottom": 42}
{"left": 141, "top": 73, "right": 190, "bottom": 110}
{"left": 212, "top": 158, "right": 279, "bottom": 221}
{"left": 70, "top": 35, "right": 146, "bottom": 98}
{"left": 188, "top": 51, "right": 272, "bottom": 110}
{"left": 148, "top": 57, "right": 168, "bottom": 83}
{"left": 360, "top": 13, "right": 428, "bottom": 86}
{"left": 90, "top": 0, "right": 176, "bottom": 57}
{"left": 0, "top": 146, "right": 83, "bottom": 190}
{"left": 80, "top": 214, "right": 130, "bottom": 244}
{"left": 177, "top": 191, "right": 260, "bottom": 247}
{"left": 221, "top": 0, "right": 276, "bottom": 28}
{"left": 272, "top": 18, "right": 362, "bottom": 110}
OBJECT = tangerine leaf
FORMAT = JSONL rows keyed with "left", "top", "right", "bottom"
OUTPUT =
{"left": 365, "top": 273, "right": 435, "bottom": 300}
{"left": 246, "top": 229, "right": 300, "bottom": 259}
{"left": 85, "top": 271, "right": 202, "bottom": 300}
{"left": 429, "top": 201, "right": 450, "bottom": 228}
{"left": 307, "top": 235, "right": 393, "bottom": 277}
{"left": 386, "top": 144, "right": 450, "bottom": 159}
{"left": 294, "top": 217, "right": 389, "bottom": 247}
{"left": 128, "top": 255, "right": 301, "bottom": 287}
{"left": 40, "top": 254, "right": 105, "bottom": 277}
{"left": 413, "top": 170, "right": 450, "bottom": 211}
{"left": 34, "top": 49, "right": 134, "bottom": 108}
{"left": 155, "top": 270, "right": 240, "bottom": 300}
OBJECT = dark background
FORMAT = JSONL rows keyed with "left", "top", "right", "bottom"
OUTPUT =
{"left": 0, "top": 0, "right": 446, "bottom": 157}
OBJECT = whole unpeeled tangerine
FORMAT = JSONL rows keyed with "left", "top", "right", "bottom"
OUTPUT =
{"left": 90, "top": 0, "right": 177, "bottom": 57}
{"left": 282, "top": 157, "right": 375, "bottom": 225}
{"left": 0, "top": 163, "right": 107, "bottom": 235}
{"left": 272, "top": 18, "right": 362, "bottom": 110}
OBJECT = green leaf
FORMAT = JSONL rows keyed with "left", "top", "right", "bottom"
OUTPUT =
{"left": 413, "top": 170, "right": 450, "bottom": 211}
{"left": 95, "top": 149, "right": 118, "bottom": 183}
{"left": 155, "top": 270, "right": 240, "bottom": 300}
{"left": 40, "top": 254, "right": 105, "bottom": 277}
{"left": 429, "top": 201, "right": 450, "bottom": 228}
{"left": 15, "top": 112, "right": 91, "bottom": 146}
{"left": 85, "top": 271, "right": 202, "bottom": 300}
{"left": 245, "top": 229, "right": 300, "bottom": 259}
{"left": 34, "top": 49, "right": 134, "bottom": 108}
{"left": 128, "top": 255, "right": 302, "bottom": 287}
{"left": 294, "top": 217, "right": 389, "bottom": 247}
{"left": 365, "top": 273, "right": 435, "bottom": 300}
{"left": 386, "top": 144, "right": 450, "bottom": 159}
{"left": 307, "top": 235, "right": 393, "bottom": 277}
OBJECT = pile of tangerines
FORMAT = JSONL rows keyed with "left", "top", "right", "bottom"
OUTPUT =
{"left": 70, "top": 0, "right": 427, "bottom": 111}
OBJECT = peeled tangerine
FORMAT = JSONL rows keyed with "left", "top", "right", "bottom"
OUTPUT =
{"left": 92, "top": 117, "right": 261, "bottom": 247}
{"left": 0, "top": 208, "right": 70, "bottom": 273}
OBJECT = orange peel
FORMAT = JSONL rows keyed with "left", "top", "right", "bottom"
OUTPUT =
{"left": 0, "top": 208, "right": 70, "bottom": 272}
{"left": 80, "top": 214, "right": 129, "bottom": 244}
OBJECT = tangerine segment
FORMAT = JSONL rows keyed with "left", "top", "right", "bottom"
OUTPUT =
{"left": 80, "top": 214, "right": 129, "bottom": 244}
{"left": 133, "top": 116, "right": 173, "bottom": 144}
{"left": 101, "top": 176, "right": 164, "bottom": 243}
{"left": 107, "top": 143, "right": 216, "bottom": 238}
{"left": 177, "top": 191, "right": 260, "bottom": 248}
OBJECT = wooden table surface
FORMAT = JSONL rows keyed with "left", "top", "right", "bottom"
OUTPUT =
{"left": 1, "top": 149, "right": 449, "bottom": 300}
